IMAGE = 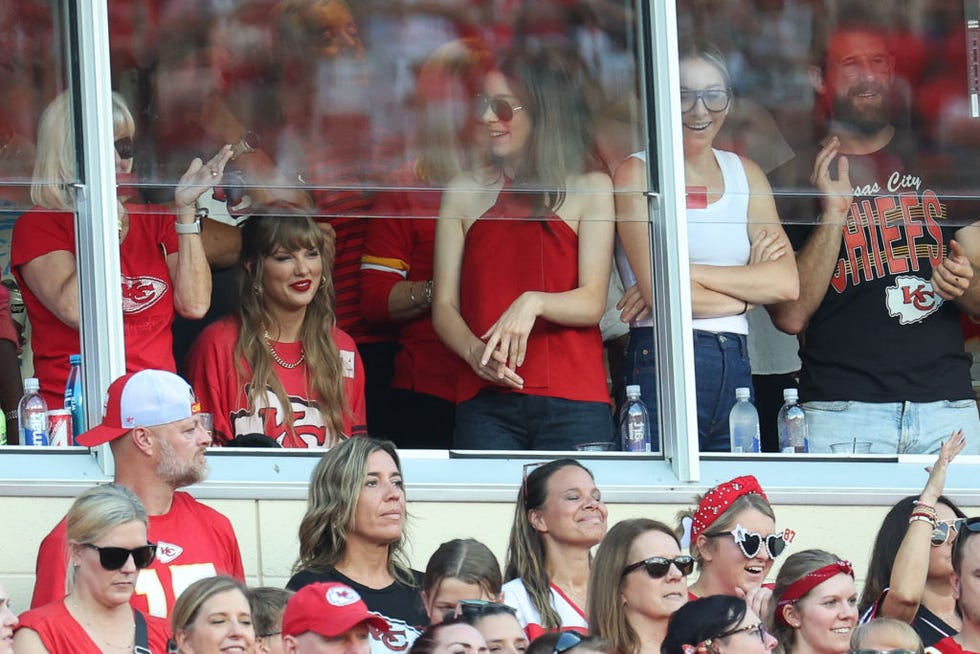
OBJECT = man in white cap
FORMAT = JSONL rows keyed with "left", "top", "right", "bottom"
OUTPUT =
{"left": 30, "top": 369, "right": 245, "bottom": 618}
{"left": 282, "top": 582, "right": 391, "bottom": 654}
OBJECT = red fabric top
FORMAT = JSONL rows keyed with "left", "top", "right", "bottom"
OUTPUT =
{"left": 929, "top": 637, "right": 978, "bottom": 654}
{"left": 185, "top": 316, "right": 367, "bottom": 446}
{"left": 457, "top": 187, "right": 607, "bottom": 404}
{"left": 17, "top": 599, "right": 171, "bottom": 654}
{"left": 31, "top": 491, "right": 245, "bottom": 619}
{"left": 11, "top": 205, "right": 179, "bottom": 407}
{"left": 360, "top": 170, "right": 462, "bottom": 401}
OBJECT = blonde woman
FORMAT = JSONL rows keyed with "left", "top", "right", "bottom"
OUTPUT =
{"left": 170, "top": 576, "right": 254, "bottom": 654}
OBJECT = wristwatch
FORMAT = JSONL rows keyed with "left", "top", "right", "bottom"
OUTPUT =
{"left": 175, "top": 207, "right": 207, "bottom": 235}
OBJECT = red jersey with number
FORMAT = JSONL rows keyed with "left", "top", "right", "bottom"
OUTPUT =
{"left": 31, "top": 491, "right": 245, "bottom": 619}
{"left": 185, "top": 316, "right": 367, "bottom": 446}
{"left": 11, "top": 205, "right": 179, "bottom": 408}
{"left": 17, "top": 599, "right": 171, "bottom": 653}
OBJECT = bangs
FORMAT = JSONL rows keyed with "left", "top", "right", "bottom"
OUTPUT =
{"left": 262, "top": 216, "right": 324, "bottom": 256}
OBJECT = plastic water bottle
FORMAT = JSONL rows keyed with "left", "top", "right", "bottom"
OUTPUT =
{"left": 620, "top": 385, "right": 651, "bottom": 452}
{"left": 728, "top": 387, "right": 760, "bottom": 453}
{"left": 18, "top": 378, "right": 49, "bottom": 446}
{"left": 777, "top": 388, "right": 809, "bottom": 453}
{"left": 65, "top": 354, "right": 85, "bottom": 443}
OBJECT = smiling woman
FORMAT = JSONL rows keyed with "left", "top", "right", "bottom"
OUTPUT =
{"left": 185, "top": 208, "right": 367, "bottom": 447}
{"left": 13, "top": 484, "right": 171, "bottom": 654}
{"left": 170, "top": 575, "right": 254, "bottom": 654}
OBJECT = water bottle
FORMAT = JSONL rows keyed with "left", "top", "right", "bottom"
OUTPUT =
{"left": 65, "top": 354, "right": 85, "bottom": 442}
{"left": 18, "top": 378, "right": 49, "bottom": 446}
{"left": 620, "top": 385, "right": 651, "bottom": 452}
{"left": 777, "top": 388, "right": 809, "bottom": 453}
{"left": 728, "top": 387, "right": 760, "bottom": 453}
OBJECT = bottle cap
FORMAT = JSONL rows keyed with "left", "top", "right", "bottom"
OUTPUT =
{"left": 782, "top": 388, "right": 799, "bottom": 401}
{"left": 735, "top": 387, "right": 750, "bottom": 400}
{"left": 24, "top": 377, "right": 40, "bottom": 391}
{"left": 626, "top": 384, "right": 642, "bottom": 398}
{"left": 69, "top": 354, "right": 82, "bottom": 365}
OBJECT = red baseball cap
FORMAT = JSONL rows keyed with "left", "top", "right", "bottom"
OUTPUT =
{"left": 282, "top": 583, "right": 389, "bottom": 639}
{"left": 76, "top": 369, "right": 201, "bottom": 447}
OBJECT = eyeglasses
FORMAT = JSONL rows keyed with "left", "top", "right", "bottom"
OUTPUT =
{"left": 717, "top": 622, "right": 768, "bottom": 644}
{"left": 704, "top": 524, "right": 789, "bottom": 559}
{"left": 553, "top": 631, "right": 584, "bottom": 654}
{"left": 931, "top": 519, "right": 964, "bottom": 547}
{"left": 475, "top": 95, "right": 526, "bottom": 122}
{"left": 455, "top": 600, "right": 518, "bottom": 620}
{"left": 621, "top": 555, "right": 695, "bottom": 579}
{"left": 114, "top": 136, "right": 134, "bottom": 160}
{"left": 81, "top": 542, "right": 157, "bottom": 570}
{"left": 679, "top": 88, "right": 732, "bottom": 113}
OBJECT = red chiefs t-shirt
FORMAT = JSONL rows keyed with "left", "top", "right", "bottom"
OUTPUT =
{"left": 11, "top": 205, "right": 179, "bottom": 407}
{"left": 185, "top": 316, "right": 367, "bottom": 446}
{"left": 31, "top": 491, "right": 245, "bottom": 619}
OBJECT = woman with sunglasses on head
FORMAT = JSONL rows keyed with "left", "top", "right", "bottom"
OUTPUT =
{"left": 410, "top": 616, "right": 489, "bottom": 654}
{"left": 288, "top": 437, "right": 427, "bottom": 651}
{"left": 682, "top": 476, "right": 790, "bottom": 620}
{"left": 850, "top": 619, "right": 924, "bottom": 654}
{"left": 186, "top": 209, "right": 366, "bottom": 447}
{"left": 859, "top": 433, "right": 967, "bottom": 646}
{"left": 526, "top": 632, "right": 613, "bottom": 654}
{"left": 432, "top": 46, "right": 616, "bottom": 451}
{"left": 502, "top": 459, "right": 606, "bottom": 638}
{"left": 170, "top": 575, "right": 254, "bottom": 653}
{"left": 457, "top": 601, "right": 529, "bottom": 654}
{"left": 423, "top": 539, "right": 504, "bottom": 624}
{"left": 12, "top": 91, "right": 230, "bottom": 410}
{"left": 14, "top": 484, "right": 170, "bottom": 653}
{"left": 662, "top": 595, "right": 777, "bottom": 654}
{"left": 768, "top": 550, "right": 860, "bottom": 654}
{"left": 589, "top": 519, "right": 692, "bottom": 654}
{"left": 614, "top": 43, "right": 797, "bottom": 451}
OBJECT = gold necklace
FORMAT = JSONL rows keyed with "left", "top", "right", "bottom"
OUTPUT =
{"left": 68, "top": 596, "right": 136, "bottom": 651}
{"left": 263, "top": 330, "right": 305, "bottom": 369}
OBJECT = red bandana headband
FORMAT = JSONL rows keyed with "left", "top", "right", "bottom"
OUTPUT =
{"left": 775, "top": 560, "right": 854, "bottom": 626}
{"left": 691, "top": 475, "right": 768, "bottom": 542}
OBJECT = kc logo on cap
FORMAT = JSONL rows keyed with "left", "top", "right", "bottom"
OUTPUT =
{"left": 326, "top": 586, "right": 361, "bottom": 607}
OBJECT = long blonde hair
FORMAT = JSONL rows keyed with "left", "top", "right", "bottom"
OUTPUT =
{"left": 235, "top": 208, "right": 347, "bottom": 443}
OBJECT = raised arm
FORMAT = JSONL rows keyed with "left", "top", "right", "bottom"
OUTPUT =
{"left": 769, "top": 137, "right": 852, "bottom": 335}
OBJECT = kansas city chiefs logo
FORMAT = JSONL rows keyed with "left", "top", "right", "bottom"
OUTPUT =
{"left": 121, "top": 275, "right": 168, "bottom": 314}
{"left": 885, "top": 275, "right": 943, "bottom": 325}
{"left": 155, "top": 541, "right": 184, "bottom": 564}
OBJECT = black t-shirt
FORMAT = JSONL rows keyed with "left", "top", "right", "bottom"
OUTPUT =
{"left": 770, "top": 134, "right": 974, "bottom": 403}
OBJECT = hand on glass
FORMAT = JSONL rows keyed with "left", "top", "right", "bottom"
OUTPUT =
{"left": 920, "top": 429, "right": 966, "bottom": 504}
{"left": 930, "top": 240, "right": 974, "bottom": 301}
{"left": 617, "top": 283, "right": 651, "bottom": 323}
{"left": 175, "top": 144, "right": 234, "bottom": 209}
{"left": 480, "top": 292, "right": 542, "bottom": 373}
{"left": 811, "top": 136, "right": 853, "bottom": 220}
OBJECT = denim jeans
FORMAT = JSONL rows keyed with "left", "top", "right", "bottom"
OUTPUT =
{"left": 803, "top": 399, "right": 980, "bottom": 454}
{"left": 454, "top": 390, "right": 615, "bottom": 451}
{"left": 620, "top": 327, "right": 660, "bottom": 451}
{"left": 693, "top": 330, "right": 753, "bottom": 452}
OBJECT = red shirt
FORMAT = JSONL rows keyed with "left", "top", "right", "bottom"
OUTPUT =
{"left": 185, "top": 316, "right": 367, "bottom": 446}
{"left": 31, "top": 491, "right": 245, "bottom": 618}
{"left": 12, "top": 205, "right": 179, "bottom": 407}
{"left": 18, "top": 600, "right": 171, "bottom": 654}
{"left": 929, "top": 637, "right": 980, "bottom": 654}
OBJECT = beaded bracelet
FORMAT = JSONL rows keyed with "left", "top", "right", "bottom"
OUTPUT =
{"left": 913, "top": 499, "right": 936, "bottom": 509}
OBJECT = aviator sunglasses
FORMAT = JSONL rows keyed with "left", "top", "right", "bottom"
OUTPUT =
{"left": 621, "top": 555, "right": 695, "bottom": 579}
{"left": 704, "top": 524, "right": 791, "bottom": 559}
{"left": 81, "top": 542, "right": 157, "bottom": 570}
{"left": 474, "top": 95, "right": 526, "bottom": 122}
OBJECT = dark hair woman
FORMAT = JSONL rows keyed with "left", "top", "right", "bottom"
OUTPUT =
{"left": 662, "top": 596, "right": 776, "bottom": 654}
{"left": 502, "top": 459, "right": 606, "bottom": 637}
{"left": 186, "top": 209, "right": 366, "bottom": 447}
{"left": 423, "top": 539, "right": 503, "bottom": 624}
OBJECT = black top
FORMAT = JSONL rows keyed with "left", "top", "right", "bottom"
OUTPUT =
{"left": 287, "top": 566, "right": 429, "bottom": 629}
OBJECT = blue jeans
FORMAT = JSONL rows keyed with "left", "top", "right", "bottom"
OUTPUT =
{"left": 454, "top": 390, "right": 615, "bottom": 450}
{"left": 620, "top": 327, "right": 660, "bottom": 451}
{"left": 803, "top": 399, "right": 980, "bottom": 454}
{"left": 694, "top": 330, "right": 753, "bottom": 452}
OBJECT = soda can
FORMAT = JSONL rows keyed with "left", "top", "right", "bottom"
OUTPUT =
{"left": 48, "top": 409, "right": 73, "bottom": 447}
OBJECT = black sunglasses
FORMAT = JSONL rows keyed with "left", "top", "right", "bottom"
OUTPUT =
{"left": 717, "top": 622, "right": 769, "bottom": 644}
{"left": 82, "top": 542, "right": 157, "bottom": 570}
{"left": 704, "top": 524, "right": 788, "bottom": 559}
{"left": 455, "top": 600, "right": 518, "bottom": 620}
{"left": 553, "top": 631, "right": 584, "bottom": 654}
{"left": 621, "top": 555, "right": 695, "bottom": 579}
{"left": 952, "top": 517, "right": 980, "bottom": 555}
{"left": 114, "top": 136, "right": 134, "bottom": 160}
{"left": 475, "top": 95, "right": 526, "bottom": 122}
{"left": 850, "top": 650, "right": 915, "bottom": 654}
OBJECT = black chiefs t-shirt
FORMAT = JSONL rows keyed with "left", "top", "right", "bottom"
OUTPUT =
{"left": 771, "top": 133, "right": 974, "bottom": 403}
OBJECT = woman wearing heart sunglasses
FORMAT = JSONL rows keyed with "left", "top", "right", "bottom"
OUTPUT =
{"left": 768, "top": 550, "right": 859, "bottom": 654}
{"left": 432, "top": 46, "right": 616, "bottom": 450}
{"left": 14, "top": 483, "right": 171, "bottom": 653}
{"left": 858, "top": 433, "right": 967, "bottom": 647}
{"left": 662, "top": 595, "right": 777, "bottom": 654}
{"left": 683, "top": 475, "right": 789, "bottom": 619}
{"left": 589, "top": 519, "right": 692, "bottom": 654}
